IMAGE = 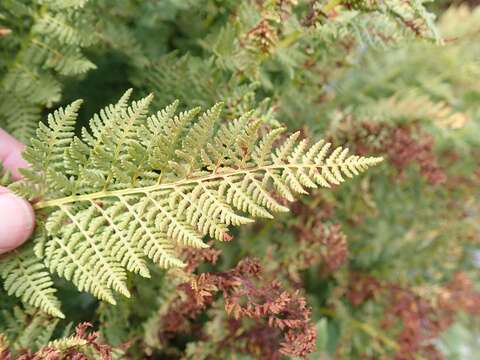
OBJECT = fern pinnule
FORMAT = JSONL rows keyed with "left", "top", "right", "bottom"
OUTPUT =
{"left": 3, "top": 90, "right": 382, "bottom": 317}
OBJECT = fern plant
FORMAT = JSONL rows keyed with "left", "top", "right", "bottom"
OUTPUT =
{"left": 3, "top": 1, "right": 478, "bottom": 358}
{"left": 0, "top": 89, "right": 381, "bottom": 317}
{"left": 0, "top": 0, "right": 97, "bottom": 143}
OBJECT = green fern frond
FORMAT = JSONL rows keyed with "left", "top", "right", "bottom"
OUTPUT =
{"left": 42, "top": 46, "right": 97, "bottom": 75}
{"left": 0, "top": 306, "right": 60, "bottom": 352}
{"left": 0, "top": 0, "right": 97, "bottom": 143}
{"left": 5, "top": 90, "right": 382, "bottom": 316}
{"left": 0, "top": 99, "right": 42, "bottom": 143}
{"left": 358, "top": 92, "right": 470, "bottom": 129}
{"left": 45, "top": 336, "right": 88, "bottom": 351}
{"left": 0, "top": 245, "right": 64, "bottom": 318}
{"left": 34, "top": 13, "right": 95, "bottom": 47}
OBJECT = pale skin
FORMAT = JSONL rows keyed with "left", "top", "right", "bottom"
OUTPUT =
{"left": 0, "top": 129, "right": 35, "bottom": 254}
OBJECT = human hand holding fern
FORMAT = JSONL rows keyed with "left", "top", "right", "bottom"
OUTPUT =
{"left": 0, "top": 129, "right": 35, "bottom": 254}
{"left": 0, "top": 89, "right": 382, "bottom": 318}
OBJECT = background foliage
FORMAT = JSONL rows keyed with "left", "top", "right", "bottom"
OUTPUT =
{"left": 1, "top": 0, "right": 479, "bottom": 359}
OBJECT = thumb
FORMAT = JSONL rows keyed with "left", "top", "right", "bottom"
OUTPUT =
{"left": 0, "top": 186, "right": 35, "bottom": 254}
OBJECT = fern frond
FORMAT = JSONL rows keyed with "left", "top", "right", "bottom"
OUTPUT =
{"left": 0, "top": 1, "right": 97, "bottom": 143}
{"left": 34, "top": 13, "right": 95, "bottom": 46}
{"left": 42, "top": 46, "right": 97, "bottom": 75}
{"left": 0, "top": 306, "right": 60, "bottom": 352}
{"left": 6, "top": 90, "right": 382, "bottom": 316}
{"left": 0, "top": 246, "right": 64, "bottom": 318}
{"left": 0, "top": 99, "right": 41, "bottom": 143}
{"left": 358, "top": 92, "right": 470, "bottom": 129}
{"left": 45, "top": 336, "right": 88, "bottom": 351}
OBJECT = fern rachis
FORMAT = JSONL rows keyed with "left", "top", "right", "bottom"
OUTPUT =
{"left": 0, "top": 90, "right": 382, "bottom": 317}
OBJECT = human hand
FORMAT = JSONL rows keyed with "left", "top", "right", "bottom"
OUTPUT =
{"left": 0, "top": 129, "right": 35, "bottom": 254}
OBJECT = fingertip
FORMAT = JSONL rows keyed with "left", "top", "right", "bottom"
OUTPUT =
{"left": 0, "top": 128, "right": 28, "bottom": 180}
{"left": 3, "top": 150, "right": 28, "bottom": 180}
{"left": 0, "top": 189, "right": 34, "bottom": 254}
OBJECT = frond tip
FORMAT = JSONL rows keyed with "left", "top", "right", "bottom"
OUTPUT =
{"left": 5, "top": 90, "right": 383, "bottom": 316}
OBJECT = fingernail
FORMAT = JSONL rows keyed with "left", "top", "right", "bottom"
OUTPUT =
{"left": 0, "top": 191, "right": 34, "bottom": 254}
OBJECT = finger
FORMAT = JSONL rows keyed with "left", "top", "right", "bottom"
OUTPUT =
{"left": 0, "top": 186, "right": 35, "bottom": 254}
{"left": 0, "top": 128, "right": 29, "bottom": 180}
